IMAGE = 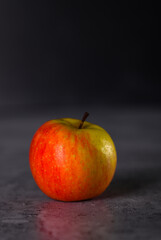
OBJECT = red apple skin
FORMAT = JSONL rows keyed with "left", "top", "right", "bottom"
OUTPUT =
{"left": 29, "top": 119, "right": 117, "bottom": 201}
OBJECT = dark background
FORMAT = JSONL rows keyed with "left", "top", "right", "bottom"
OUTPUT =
{"left": 0, "top": 1, "right": 160, "bottom": 109}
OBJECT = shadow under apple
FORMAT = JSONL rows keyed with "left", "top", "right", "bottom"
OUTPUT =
{"left": 97, "top": 167, "right": 161, "bottom": 200}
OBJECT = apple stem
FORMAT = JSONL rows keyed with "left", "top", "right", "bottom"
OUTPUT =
{"left": 78, "top": 112, "right": 89, "bottom": 129}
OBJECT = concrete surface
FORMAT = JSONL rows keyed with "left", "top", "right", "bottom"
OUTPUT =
{"left": 0, "top": 105, "right": 161, "bottom": 240}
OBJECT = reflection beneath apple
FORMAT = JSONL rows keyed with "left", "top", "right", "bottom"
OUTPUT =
{"left": 36, "top": 200, "right": 113, "bottom": 240}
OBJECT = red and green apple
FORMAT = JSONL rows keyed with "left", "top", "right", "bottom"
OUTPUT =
{"left": 29, "top": 112, "right": 117, "bottom": 201}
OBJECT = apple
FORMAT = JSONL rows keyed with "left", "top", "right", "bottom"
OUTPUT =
{"left": 29, "top": 112, "right": 117, "bottom": 201}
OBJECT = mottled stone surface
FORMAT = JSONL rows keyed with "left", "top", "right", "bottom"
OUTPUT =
{"left": 0, "top": 106, "right": 161, "bottom": 240}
